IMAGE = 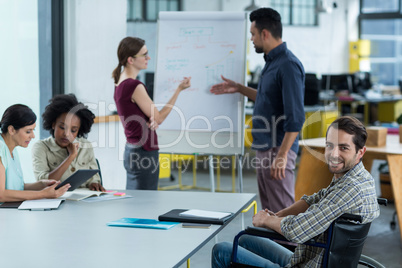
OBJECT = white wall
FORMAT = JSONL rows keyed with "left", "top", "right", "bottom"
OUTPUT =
{"left": 0, "top": 0, "right": 40, "bottom": 182}
{"left": 64, "top": 0, "right": 127, "bottom": 114}
{"left": 245, "top": 0, "right": 360, "bottom": 76}
{"left": 130, "top": 0, "right": 360, "bottom": 79}
{"left": 64, "top": 0, "right": 128, "bottom": 188}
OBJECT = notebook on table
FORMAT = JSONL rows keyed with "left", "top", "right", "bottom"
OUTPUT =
{"left": 158, "top": 209, "right": 234, "bottom": 225}
{"left": 107, "top": 218, "right": 179, "bottom": 230}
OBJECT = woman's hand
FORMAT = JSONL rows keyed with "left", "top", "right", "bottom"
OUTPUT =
{"left": 67, "top": 142, "right": 79, "bottom": 158}
{"left": 147, "top": 116, "right": 159, "bottom": 131}
{"left": 88, "top": 183, "right": 106, "bottom": 192}
{"left": 210, "top": 75, "right": 239, "bottom": 95}
{"left": 40, "top": 180, "right": 59, "bottom": 188}
{"left": 178, "top": 77, "right": 192, "bottom": 91}
{"left": 41, "top": 181, "right": 70, "bottom": 198}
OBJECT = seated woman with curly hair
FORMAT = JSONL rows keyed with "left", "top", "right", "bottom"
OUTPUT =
{"left": 32, "top": 94, "right": 105, "bottom": 191}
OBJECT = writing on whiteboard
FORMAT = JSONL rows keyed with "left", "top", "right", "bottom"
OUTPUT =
{"left": 155, "top": 15, "right": 246, "bottom": 132}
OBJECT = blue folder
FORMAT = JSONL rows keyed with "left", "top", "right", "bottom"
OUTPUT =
{"left": 107, "top": 218, "right": 179, "bottom": 230}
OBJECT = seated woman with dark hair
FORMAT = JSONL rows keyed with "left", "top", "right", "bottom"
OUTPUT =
{"left": 32, "top": 94, "right": 105, "bottom": 191}
{"left": 0, "top": 104, "right": 70, "bottom": 202}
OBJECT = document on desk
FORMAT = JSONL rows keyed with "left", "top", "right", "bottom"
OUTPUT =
{"left": 81, "top": 193, "right": 132, "bottom": 202}
{"left": 18, "top": 199, "right": 64, "bottom": 211}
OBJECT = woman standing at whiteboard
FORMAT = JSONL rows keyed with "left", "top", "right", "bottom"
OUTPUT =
{"left": 112, "top": 37, "right": 191, "bottom": 190}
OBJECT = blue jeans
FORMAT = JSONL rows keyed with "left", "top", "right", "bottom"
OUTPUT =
{"left": 212, "top": 235, "right": 293, "bottom": 268}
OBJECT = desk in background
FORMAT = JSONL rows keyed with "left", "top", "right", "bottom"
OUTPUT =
{"left": 296, "top": 135, "right": 402, "bottom": 241}
{"left": 0, "top": 190, "right": 255, "bottom": 268}
{"left": 245, "top": 106, "right": 339, "bottom": 142}
{"left": 321, "top": 92, "right": 402, "bottom": 124}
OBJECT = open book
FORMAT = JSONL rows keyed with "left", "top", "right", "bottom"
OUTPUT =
{"left": 60, "top": 189, "right": 114, "bottom": 201}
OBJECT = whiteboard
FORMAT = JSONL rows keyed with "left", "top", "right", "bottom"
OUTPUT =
{"left": 154, "top": 11, "right": 247, "bottom": 155}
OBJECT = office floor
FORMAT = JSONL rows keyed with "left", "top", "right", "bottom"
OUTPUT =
{"left": 158, "top": 154, "right": 402, "bottom": 268}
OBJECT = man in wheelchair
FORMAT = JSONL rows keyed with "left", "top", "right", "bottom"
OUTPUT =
{"left": 212, "top": 116, "right": 380, "bottom": 267}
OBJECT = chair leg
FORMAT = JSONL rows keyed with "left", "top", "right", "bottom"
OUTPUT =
{"left": 391, "top": 210, "right": 397, "bottom": 230}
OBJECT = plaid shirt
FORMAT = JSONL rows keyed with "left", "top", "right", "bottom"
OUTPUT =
{"left": 281, "top": 161, "right": 380, "bottom": 267}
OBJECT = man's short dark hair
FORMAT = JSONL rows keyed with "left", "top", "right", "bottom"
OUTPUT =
{"left": 327, "top": 116, "right": 367, "bottom": 152}
{"left": 249, "top": 8, "right": 282, "bottom": 39}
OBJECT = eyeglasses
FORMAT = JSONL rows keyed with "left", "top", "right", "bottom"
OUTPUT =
{"left": 133, "top": 51, "right": 149, "bottom": 58}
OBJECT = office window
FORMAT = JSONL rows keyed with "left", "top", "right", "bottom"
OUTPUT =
{"left": 360, "top": 2, "right": 402, "bottom": 85}
{"left": 361, "top": 0, "right": 399, "bottom": 13}
{"left": 269, "top": 0, "right": 318, "bottom": 26}
{"left": 127, "top": 0, "right": 181, "bottom": 21}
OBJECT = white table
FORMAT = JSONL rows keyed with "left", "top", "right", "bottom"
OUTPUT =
{"left": 0, "top": 190, "right": 255, "bottom": 268}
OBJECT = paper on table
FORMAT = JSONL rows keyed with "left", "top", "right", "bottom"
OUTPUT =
{"left": 179, "top": 209, "right": 231, "bottom": 220}
{"left": 18, "top": 199, "right": 64, "bottom": 210}
{"left": 81, "top": 194, "right": 132, "bottom": 202}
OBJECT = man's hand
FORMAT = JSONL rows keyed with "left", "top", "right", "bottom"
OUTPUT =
{"left": 252, "top": 210, "right": 272, "bottom": 228}
{"left": 210, "top": 75, "right": 239, "bottom": 95}
{"left": 252, "top": 209, "right": 283, "bottom": 234}
{"left": 270, "top": 153, "right": 287, "bottom": 180}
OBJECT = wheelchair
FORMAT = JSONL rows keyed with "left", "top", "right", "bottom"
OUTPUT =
{"left": 230, "top": 199, "right": 387, "bottom": 268}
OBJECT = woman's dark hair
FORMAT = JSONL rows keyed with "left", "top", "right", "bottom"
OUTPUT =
{"left": 0, "top": 104, "right": 37, "bottom": 133}
{"left": 249, "top": 8, "right": 282, "bottom": 39}
{"left": 112, "top": 37, "right": 145, "bottom": 84}
{"left": 42, "top": 94, "right": 95, "bottom": 138}
{"left": 327, "top": 116, "right": 367, "bottom": 153}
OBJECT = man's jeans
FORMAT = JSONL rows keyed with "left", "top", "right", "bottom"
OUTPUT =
{"left": 212, "top": 235, "right": 293, "bottom": 268}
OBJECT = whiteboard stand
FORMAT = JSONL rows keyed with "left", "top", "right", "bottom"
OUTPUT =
{"left": 209, "top": 155, "right": 215, "bottom": 192}
{"left": 237, "top": 154, "right": 244, "bottom": 193}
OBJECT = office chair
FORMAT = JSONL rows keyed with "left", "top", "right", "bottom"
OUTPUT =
{"left": 230, "top": 199, "right": 387, "bottom": 268}
{"left": 95, "top": 158, "right": 103, "bottom": 186}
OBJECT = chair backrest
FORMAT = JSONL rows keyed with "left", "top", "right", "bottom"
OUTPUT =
{"left": 326, "top": 218, "right": 371, "bottom": 268}
{"left": 95, "top": 158, "right": 103, "bottom": 185}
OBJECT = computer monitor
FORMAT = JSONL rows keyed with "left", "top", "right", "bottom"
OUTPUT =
{"left": 354, "top": 72, "right": 372, "bottom": 92}
{"left": 304, "top": 73, "right": 321, "bottom": 106}
{"left": 321, "top": 73, "right": 355, "bottom": 93}
{"left": 145, "top": 72, "right": 154, "bottom": 100}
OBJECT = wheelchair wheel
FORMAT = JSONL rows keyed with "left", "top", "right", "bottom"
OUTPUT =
{"left": 358, "top": 254, "right": 386, "bottom": 268}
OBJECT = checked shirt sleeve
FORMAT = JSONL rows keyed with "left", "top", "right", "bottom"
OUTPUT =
{"left": 280, "top": 182, "right": 364, "bottom": 244}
